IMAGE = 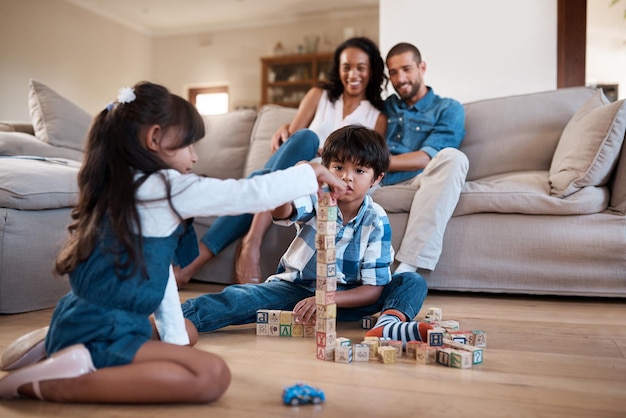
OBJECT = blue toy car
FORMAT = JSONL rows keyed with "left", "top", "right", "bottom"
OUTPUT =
{"left": 282, "top": 382, "right": 326, "bottom": 406}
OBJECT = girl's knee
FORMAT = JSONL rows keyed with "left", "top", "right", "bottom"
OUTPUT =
{"left": 194, "top": 356, "right": 231, "bottom": 403}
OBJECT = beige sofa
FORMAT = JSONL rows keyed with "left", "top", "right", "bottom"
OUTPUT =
{"left": 0, "top": 81, "right": 624, "bottom": 313}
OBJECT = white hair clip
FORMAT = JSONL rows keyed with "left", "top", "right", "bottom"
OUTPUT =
{"left": 117, "top": 86, "right": 136, "bottom": 104}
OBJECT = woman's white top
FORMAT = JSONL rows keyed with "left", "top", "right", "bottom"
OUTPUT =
{"left": 308, "top": 90, "right": 381, "bottom": 149}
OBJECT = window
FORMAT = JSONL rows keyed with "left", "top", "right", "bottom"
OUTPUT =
{"left": 188, "top": 86, "right": 229, "bottom": 115}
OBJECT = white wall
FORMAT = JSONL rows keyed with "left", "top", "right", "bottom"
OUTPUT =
{"left": 0, "top": 0, "right": 152, "bottom": 120}
{"left": 380, "top": 0, "right": 557, "bottom": 103}
{"left": 587, "top": 0, "right": 626, "bottom": 100}
{"left": 152, "top": 16, "right": 378, "bottom": 110}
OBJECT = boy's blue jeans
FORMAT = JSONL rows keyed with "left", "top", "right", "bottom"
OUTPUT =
{"left": 200, "top": 129, "right": 320, "bottom": 256}
{"left": 181, "top": 272, "right": 428, "bottom": 332}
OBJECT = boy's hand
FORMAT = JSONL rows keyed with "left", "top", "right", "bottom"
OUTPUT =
{"left": 307, "top": 162, "right": 347, "bottom": 200}
{"left": 270, "top": 124, "right": 290, "bottom": 152}
{"left": 292, "top": 296, "right": 317, "bottom": 324}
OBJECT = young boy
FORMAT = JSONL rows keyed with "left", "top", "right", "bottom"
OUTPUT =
{"left": 182, "top": 125, "right": 432, "bottom": 346}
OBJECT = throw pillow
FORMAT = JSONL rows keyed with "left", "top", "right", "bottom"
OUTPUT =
{"left": 28, "top": 79, "right": 92, "bottom": 152}
{"left": 549, "top": 90, "right": 626, "bottom": 198}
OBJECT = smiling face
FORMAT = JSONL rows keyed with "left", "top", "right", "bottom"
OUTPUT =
{"left": 386, "top": 51, "right": 427, "bottom": 106}
{"left": 339, "top": 47, "right": 371, "bottom": 98}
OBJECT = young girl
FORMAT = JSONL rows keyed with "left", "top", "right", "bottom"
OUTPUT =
{"left": 0, "top": 82, "right": 345, "bottom": 403}
{"left": 176, "top": 36, "right": 388, "bottom": 286}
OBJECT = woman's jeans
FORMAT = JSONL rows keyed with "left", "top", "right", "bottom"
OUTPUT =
{"left": 182, "top": 272, "right": 428, "bottom": 332}
{"left": 200, "top": 129, "right": 320, "bottom": 255}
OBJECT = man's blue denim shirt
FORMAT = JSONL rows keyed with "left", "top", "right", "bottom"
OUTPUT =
{"left": 382, "top": 87, "right": 465, "bottom": 185}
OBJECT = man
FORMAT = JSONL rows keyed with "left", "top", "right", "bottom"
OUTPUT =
{"left": 375, "top": 42, "right": 468, "bottom": 274}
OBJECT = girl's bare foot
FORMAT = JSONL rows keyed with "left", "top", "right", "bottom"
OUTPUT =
{"left": 234, "top": 243, "right": 261, "bottom": 284}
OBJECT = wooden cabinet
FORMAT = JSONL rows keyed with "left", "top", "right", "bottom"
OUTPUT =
{"left": 261, "top": 53, "right": 333, "bottom": 107}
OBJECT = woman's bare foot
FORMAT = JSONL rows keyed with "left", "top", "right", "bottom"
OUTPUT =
{"left": 234, "top": 242, "right": 262, "bottom": 284}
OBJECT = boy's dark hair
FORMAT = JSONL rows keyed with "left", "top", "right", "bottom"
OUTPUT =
{"left": 321, "top": 125, "right": 390, "bottom": 180}
{"left": 386, "top": 42, "right": 422, "bottom": 65}
{"left": 322, "top": 37, "right": 387, "bottom": 111}
{"left": 56, "top": 81, "right": 205, "bottom": 279}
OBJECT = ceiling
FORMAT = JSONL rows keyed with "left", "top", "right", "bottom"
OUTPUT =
{"left": 66, "top": 0, "right": 379, "bottom": 37}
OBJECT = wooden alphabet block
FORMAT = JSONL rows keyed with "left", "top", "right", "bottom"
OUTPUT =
{"left": 256, "top": 323, "right": 269, "bottom": 336}
{"left": 426, "top": 307, "right": 442, "bottom": 321}
{"left": 316, "top": 277, "right": 337, "bottom": 292}
{"left": 316, "top": 346, "right": 334, "bottom": 361}
{"left": 437, "top": 348, "right": 453, "bottom": 366}
{"left": 317, "top": 220, "right": 336, "bottom": 235}
{"left": 353, "top": 344, "right": 370, "bottom": 362}
{"left": 361, "top": 339, "right": 379, "bottom": 360}
{"left": 267, "top": 323, "right": 280, "bottom": 337}
{"left": 471, "top": 330, "right": 487, "bottom": 347}
{"left": 315, "top": 290, "right": 335, "bottom": 305}
{"left": 361, "top": 315, "right": 376, "bottom": 329}
{"left": 268, "top": 310, "right": 281, "bottom": 324}
{"left": 256, "top": 309, "right": 269, "bottom": 324}
{"left": 315, "top": 317, "right": 336, "bottom": 334}
{"left": 316, "top": 303, "right": 337, "bottom": 319}
{"left": 415, "top": 343, "right": 436, "bottom": 364}
{"left": 303, "top": 324, "right": 316, "bottom": 338}
{"left": 291, "top": 323, "right": 304, "bottom": 337}
{"left": 428, "top": 329, "right": 444, "bottom": 346}
{"left": 388, "top": 340, "right": 403, "bottom": 357}
{"left": 319, "top": 192, "right": 337, "bottom": 207}
{"left": 450, "top": 350, "right": 473, "bottom": 369}
{"left": 316, "top": 262, "right": 336, "bottom": 278}
{"left": 280, "top": 324, "right": 292, "bottom": 337}
{"left": 317, "top": 249, "right": 336, "bottom": 263}
{"left": 280, "top": 311, "right": 293, "bottom": 325}
{"left": 406, "top": 341, "right": 421, "bottom": 359}
{"left": 315, "top": 234, "right": 335, "bottom": 250}
{"left": 377, "top": 346, "right": 396, "bottom": 364}
{"left": 334, "top": 346, "right": 353, "bottom": 363}
{"left": 335, "top": 337, "right": 351, "bottom": 347}
{"left": 317, "top": 205, "right": 338, "bottom": 221}
{"left": 316, "top": 331, "right": 336, "bottom": 347}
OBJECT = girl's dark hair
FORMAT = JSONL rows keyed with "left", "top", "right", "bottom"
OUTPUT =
{"left": 321, "top": 37, "right": 387, "bottom": 111}
{"left": 55, "top": 81, "right": 205, "bottom": 279}
{"left": 321, "top": 125, "right": 390, "bottom": 180}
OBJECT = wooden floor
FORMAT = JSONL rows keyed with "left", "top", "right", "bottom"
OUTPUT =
{"left": 1, "top": 282, "right": 625, "bottom": 418}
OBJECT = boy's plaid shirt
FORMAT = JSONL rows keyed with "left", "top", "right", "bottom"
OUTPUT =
{"left": 267, "top": 193, "right": 394, "bottom": 291}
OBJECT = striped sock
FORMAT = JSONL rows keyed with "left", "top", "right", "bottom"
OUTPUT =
{"left": 365, "top": 314, "right": 433, "bottom": 348}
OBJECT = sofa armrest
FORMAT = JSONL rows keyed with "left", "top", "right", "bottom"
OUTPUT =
{"left": 608, "top": 133, "right": 626, "bottom": 215}
{"left": 0, "top": 122, "right": 35, "bottom": 135}
{"left": 0, "top": 131, "right": 83, "bottom": 162}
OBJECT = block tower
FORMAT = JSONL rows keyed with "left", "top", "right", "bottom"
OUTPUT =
{"left": 315, "top": 185, "right": 338, "bottom": 361}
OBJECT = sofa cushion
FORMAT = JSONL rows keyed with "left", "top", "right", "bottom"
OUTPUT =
{"left": 0, "top": 157, "right": 79, "bottom": 210}
{"left": 549, "top": 91, "right": 626, "bottom": 198}
{"left": 192, "top": 110, "right": 257, "bottom": 180}
{"left": 461, "top": 87, "right": 597, "bottom": 181}
{"left": 28, "top": 80, "right": 91, "bottom": 152}
{"left": 0, "top": 132, "right": 84, "bottom": 161}
{"left": 373, "top": 171, "right": 609, "bottom": 216}
{"left": 244, "top": 105, "right": 297, "bottom": 177}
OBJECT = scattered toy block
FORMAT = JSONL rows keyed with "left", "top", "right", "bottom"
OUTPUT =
{"left": 334, "top": 346, "right": 353, "bottom": 363}
{"left": 361, "top": 339, "right": 379, "bottom": 360}
{"left": 415, "top": 343, "right": 437, "bottom": 364}
{"left": 450, "top": 350, "right": 473, "bottom": 369}
{"left": 443, "top": 338, "right": 483, "bottom": 365}
{"left": 377, "top": 346, "right": 397, "bottom": 364}
{"left": 335, "top": 337, "right": 351, "bottom": 347}
{"left": 428, "top": 329, "right": 444, "bottom": 346}
{"left": 437, "top": 348, "right": 453, "bottom": 366}
{"left": 353, "top": 344, "right": 370, "bottom": 362}
{"left": 426, "top": 307, "right": 442, "bottom": 321}
{"left": 406, "top": 341, "right": 421, "bottom": 359}
{"left": 471, "top": 330, "right": 487, "bottom": 347}
{"left": 388, "top": 340, "right": 403, "bottom": 357}
{"left": 361, "top": 315, "right": 376, "bottom": 329}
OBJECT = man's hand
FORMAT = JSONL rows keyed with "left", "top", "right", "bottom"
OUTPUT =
{"left": 270, "top": 124, "right": 291, "bottom": 152}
